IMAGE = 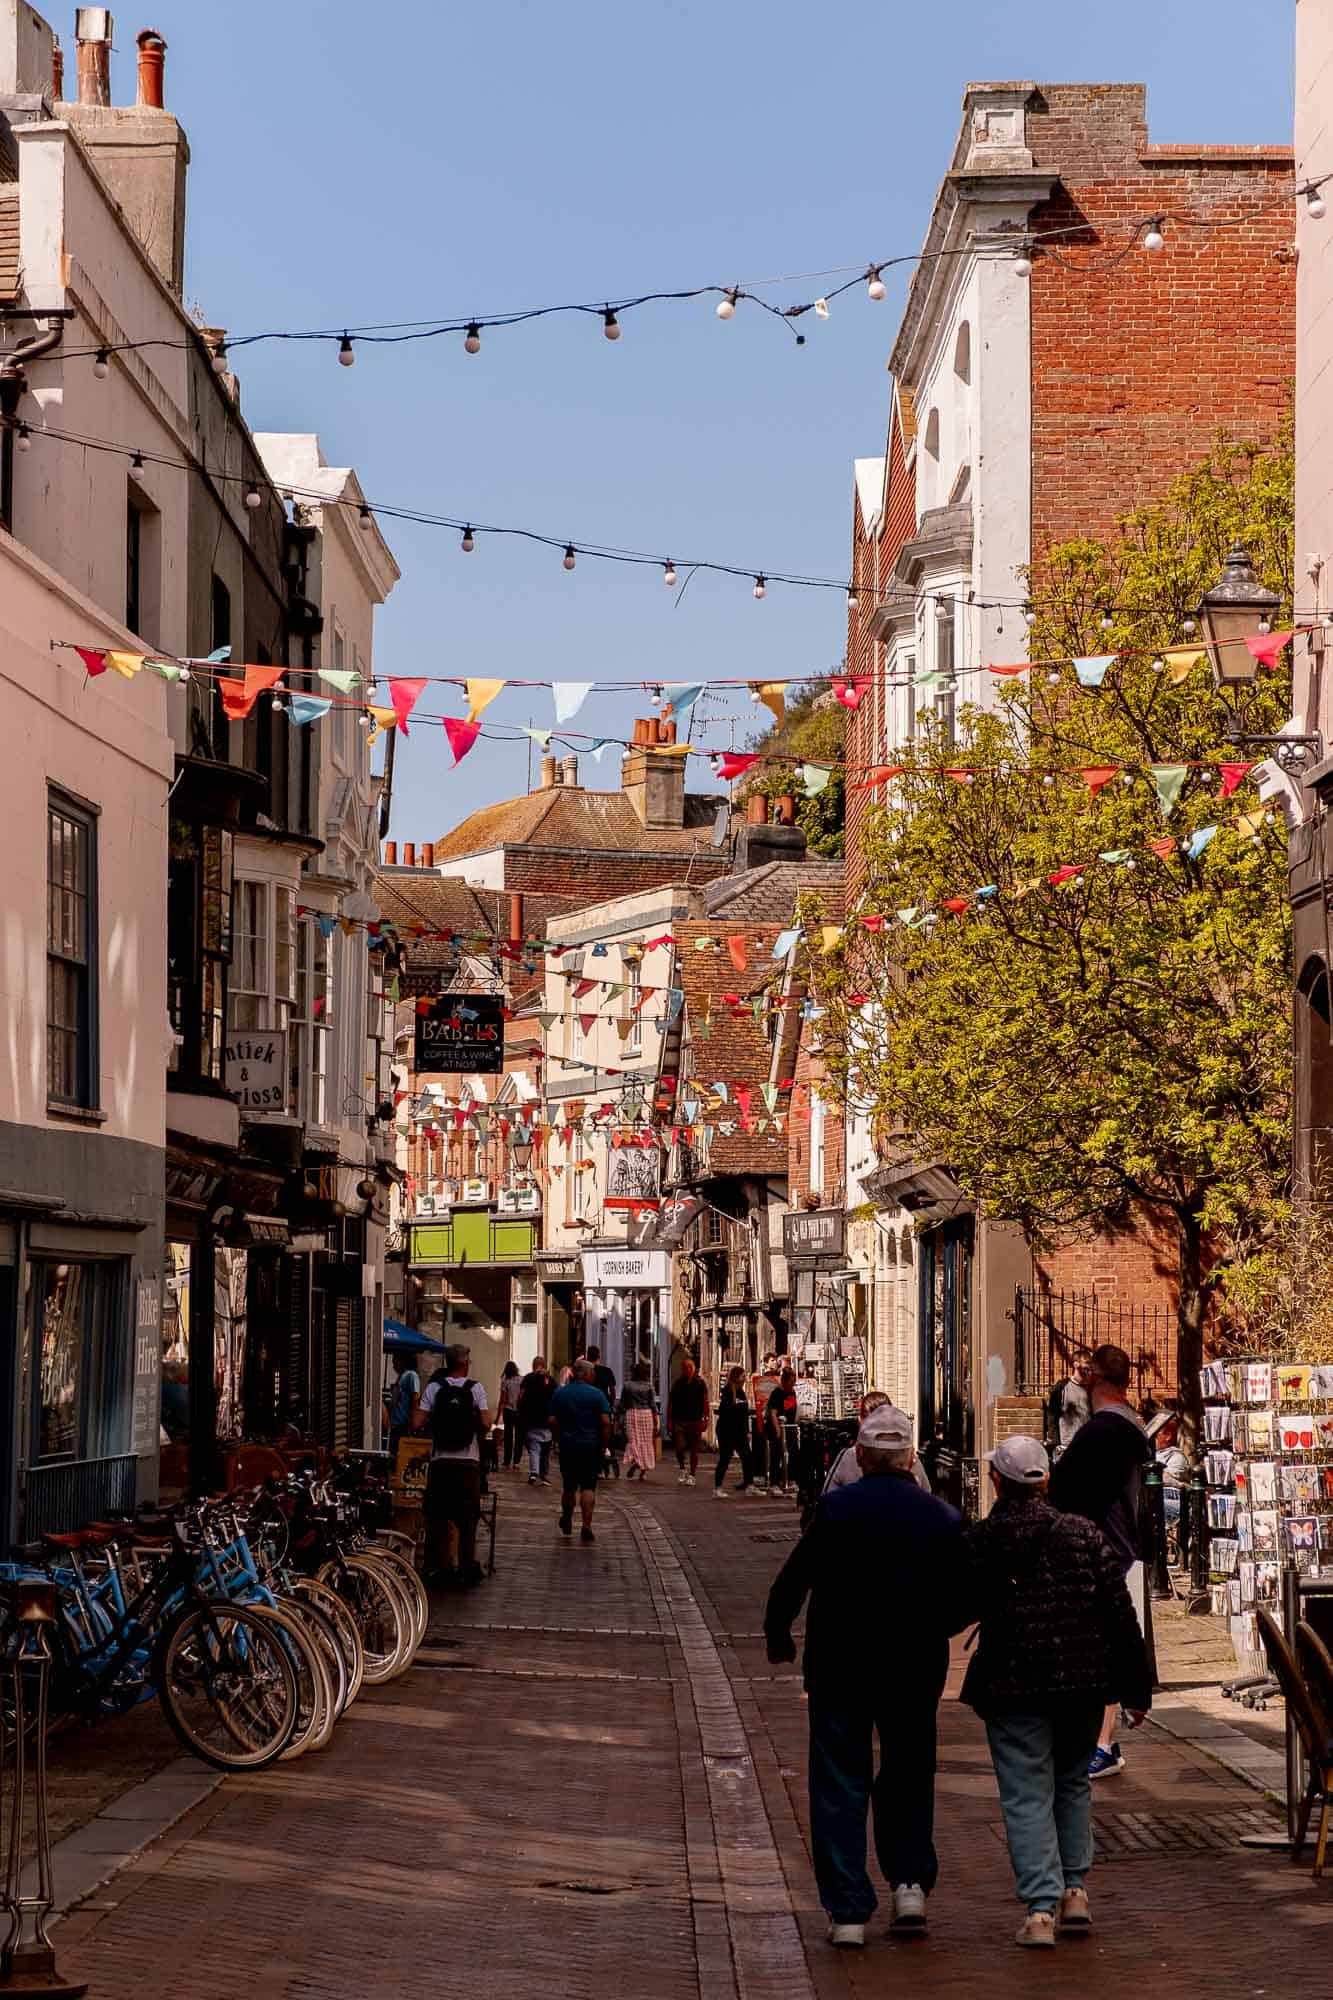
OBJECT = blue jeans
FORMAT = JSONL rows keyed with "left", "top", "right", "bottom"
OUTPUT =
{"left": 807, "top": 1686, "right": 942, "bottom": 1924}
{"left": 985, "top": 1707, "right": 1102, "bottom": 1913}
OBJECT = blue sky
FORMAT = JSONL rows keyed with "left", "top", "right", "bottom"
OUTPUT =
{"left": 118, "top": 1, "right": 1293, "bottom": 838}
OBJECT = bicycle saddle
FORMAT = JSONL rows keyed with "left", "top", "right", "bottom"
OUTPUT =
{"left": 42, "top": 1527, "right": 115, "bottom": 1550}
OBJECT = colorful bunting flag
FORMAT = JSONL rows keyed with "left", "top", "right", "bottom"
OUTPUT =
{"left": 832, "top": 676, "right": 870, "bottom": 711}
{"left": 144, "top": 658, "right": 187, "bottom": 683}
{"left": 74, "top": 648, "right": 109, "bottom": 676}
{"left": 1047, "top": 865, "right": 1084, "bottom": 886}
{"left": 773, "top": 927, "right": 801, "bottom": 960}
{"left": 800, "top": 763, "right": 832, "bottom": 796}
{"left": 390, "top": 678, "right": 428, "bottom": 733}
{"left": 1245, "top": 630, "right": 1293, "bottom": 672}
{"left": 665, "top": 684, "right": 704, "bottom": 733}
{"left": 464, "top": 678, "right": 505, "bottom": 722}
{"left": 820, "top": 926, "right": 842, "bottom": 953}
{"left": 851, "top": 766, "right": 904, "bottom": 789}
{"left": 524, "top": 726, "right": 554, "bottom": 749}
{"left": 365, "top": 704, "right": 398, "bottom": 745}
{"left": 987, "top": 663, "right": 1029, "bottom": 677}
{"left": 1150, "top": 765, "right": 1188, "bottom": 818}
{"left": 105, "top": 651, "right": 146, "bottom": 679}
{"left": 1079, "top": 766, "right": 1120, "bottom": 796}
{"left": 717, "top": 752, "right": 761, "bottom": 782}
{"left": 1148, "top": 836, "right": 1178, "bottom": 860}
{"left": 1073, "top": 655, "right": 1116, "bottom": 688}
{"left": 219, "top": 665, "right": 284, "bottom": 720}
{"left": 750, "top": 682, "right": 786, "bottom": 726}
{"left": 289, "top": 694, "right": 332, "bottom": 725}
{"left": 1162, "top": 647, "right": 1206, "bottom": 685}
{"left": 1186, "top": 825, "right": 1218, "bottom": 860}
{"left": 1219, "top": 762, "right": 1253, "bottom": 800}
{"left": 318, "top": 668, "right": 360, "bottom": 693}
{"left": 552, "top": 682, "right": 592, "bottom": 724}
{"left": 443, "top": 716, "right": 482, "bottom": 764}
{"left": 727, "top": 936, "right": 748, "bottom": 973}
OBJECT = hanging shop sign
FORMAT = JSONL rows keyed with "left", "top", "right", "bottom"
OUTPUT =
{"left": 131, "top": 1275, "right": 162, "bottom": 1457}
{"left": 783, "top": 1208, "right": 846, "bottom": 1261}
{"left": 415, "top": 994, "right": 505, "bottom": 1074}
{"left": 224, "top": 1029, "right": 289, "bottom": 1112}
{"left": 581, "top": 1248, "right": 671, "bottom": 1291}
{"left": 605, "top": 1135, "right": 661, "bottom": 1211}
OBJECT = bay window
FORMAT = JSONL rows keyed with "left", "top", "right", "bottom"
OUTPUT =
{"left": 290, "top": 917, "right": 332, "bottom": 1125}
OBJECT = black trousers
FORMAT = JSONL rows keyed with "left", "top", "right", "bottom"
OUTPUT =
{"left": 715, "top": 1434, "right": 754, "bottom": 1488}
{"left": 423, "top": 1459, "right": 482, "bottom": 1575}
{"left": 502, "top": 1408, "right": 519, "bottom": 1465}
{"left": 807, "top": 1682, "right": 944, "bottom": 1923}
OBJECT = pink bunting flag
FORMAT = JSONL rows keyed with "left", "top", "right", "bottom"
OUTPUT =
{"left": 75, "top": 647, "right": 109, "bottom": 677}
{"left": 832, "top": 676, "right": 870, "bottom": 711}
{"left": 1245, "top": 630, "right": 1294, "bottom": 672}
{"left": 443, "top": 716, "right": 481, "bottom": 764}
{"left": 219, "top": 665, "right": 284, "bottom": 720}
{"left": 1218, "top": 761, "right": 1254, "bottom": 800}
{"left": 1047, "top": 865, "right": 1084, "bottom": 885}
{"left": 389, "top": 677, "right": 428, "bottom": 735}
{"left": 717, "top": 752, "right": 761, "bottom": 782}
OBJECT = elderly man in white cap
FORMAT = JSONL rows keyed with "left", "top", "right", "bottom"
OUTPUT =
{"left": 955, "top": 1435, "right": 1151, "bottom": 1950}
{"left": 765, "top": 1403, "right": 963, "bottom": 1951}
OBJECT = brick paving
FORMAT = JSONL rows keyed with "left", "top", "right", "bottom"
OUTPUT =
{"left": 56, "top": 1473, "right": 1333, "bottom": 1997}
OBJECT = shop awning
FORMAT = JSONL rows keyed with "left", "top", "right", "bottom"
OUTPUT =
{"left": 383, "top": 1320, "right": 447, "bottom": 1353}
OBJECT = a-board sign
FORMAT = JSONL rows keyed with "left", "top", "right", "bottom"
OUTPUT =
{"left": 414, "top": 994, "right": 504, "bottom": 1073}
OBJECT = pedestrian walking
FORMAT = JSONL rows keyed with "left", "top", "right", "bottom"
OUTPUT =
{"left": 668, "top": 1355, "right": 709, "bottom": 1485}
{"left": 386, "top": 1349, "right": 421, "bottom": 1466}
{"left": 764, "top": 1366, "right": 800, "bottom": 1495}
{"left": 586, "top": 1346, "right": 618, "bottom": 1478}
{"left": 550, "top": 1357, "right": 613, "bottom": 1543}
{"left": 764, "top": 1406, "right": 963, "bottom": 1950}
{"left": 956, "top": 1435, "right": 1151, "bottom": 1948}
{"left": 619, "top": 1361, "right": 658, "bottom": 1481}
{"left": 412, "top": 1342, "right": 490, "bottom": 1589}
{"left": 1048, "top": 1343, "right": 1153, "bottom": 1779}
{"left": 822, "top": 1392, "right": 932, "bottom": 1497}
{"left": 497, "top": 1360, "right": 523, "bottom": 1469}
{"left": 517, "top": 1356, "right": 555, "bottom": 1484}
{"left": 714, "top": 1366, "right": 757, "bottom": 1497}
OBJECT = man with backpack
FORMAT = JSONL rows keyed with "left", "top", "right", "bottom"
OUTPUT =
{"left": 413, "top": 1342, "right": 490, "bottom": 1588}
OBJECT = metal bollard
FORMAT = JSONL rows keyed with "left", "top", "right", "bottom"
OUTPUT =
{"left": 1187, "top": 1471, "right": 1210, "bottom": 1608}
{"left": 1143, "top": 1465, "right": 1173, "bottom": 1600}
{"left": 0, "top": 1581, "right": 87, "bottom": 1998}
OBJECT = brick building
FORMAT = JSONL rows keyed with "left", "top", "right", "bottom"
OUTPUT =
{"left": 827, "top": 80, "right": 1294, "bottom": 1508}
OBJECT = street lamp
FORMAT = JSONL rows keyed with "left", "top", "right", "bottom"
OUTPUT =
{"left": 512, "top": 1137, "right": 534, "bottom": 1173}
{"left": 1196, "top": 543, "right": 1282, "bottom": 686}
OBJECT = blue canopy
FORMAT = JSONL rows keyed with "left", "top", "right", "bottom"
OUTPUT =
{"left": 383, "top": 1320, "right": 447, "bottom": 1353}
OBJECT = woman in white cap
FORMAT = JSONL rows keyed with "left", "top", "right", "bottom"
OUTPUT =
{"left": 955, "top": 1434, "right": 1151, "bottom": 1950}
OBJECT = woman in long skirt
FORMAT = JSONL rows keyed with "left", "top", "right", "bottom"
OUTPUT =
{"left": 619, "top": 1361, "right": 658, "bottom": 1480}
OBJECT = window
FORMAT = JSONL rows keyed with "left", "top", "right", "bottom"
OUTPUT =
{"left": 30, "top": 1259, "right": 126, "bottom": 1462}
{"left": 810, "top": 1091, "right": 826, "bottom": 1196}
{"left": 902, "top": 652, "right": 916, "bottom": 744}
{"left": 331, "top": 624, "right": 351, "bottom": 768}
{"left": 125, "top": 483, "right": 161, "bottom": 646}
{"left": 291, "top": 918, "right": 331, "bottom": 1124}
{"left": 624, "top": 956, "right": 642, "bottom": 1055}
{"left": 923, "top": 408, "right": 940, "bottom": 459}
{"left": 125, "top": 499, "right": 142, "bottom": 636}
{"left": 230, "top": 882, "right": 268, "bottom": 1030}
{"left": 935, "top": 601, "right": 956, "bottom": 744}
{"left": 953, "top": 321, "right": 971, "bottom": 384}
{"left": 47, "top": 794, "right": 97, "bottom": 1108}
{"left": 168, "top": 822, "right": 232, "bottom": 1085}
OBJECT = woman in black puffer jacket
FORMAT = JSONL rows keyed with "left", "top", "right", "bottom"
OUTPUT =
{"left": 954, "top": 1439, "right": 1151, "bottom": 1950}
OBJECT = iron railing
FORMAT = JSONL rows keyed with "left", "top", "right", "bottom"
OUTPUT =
{"left": 23, "top": 1454, "right": 138, "bottom": 1539}
{"left": 1013, "top": 1287, "right": 1178, "bottom": 1404}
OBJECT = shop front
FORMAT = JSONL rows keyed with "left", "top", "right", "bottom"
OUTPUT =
{"left": 407, "top": 1207, "right": 538, "bottom": 1411}
{"left": 783, "top": 1208, "right": 865, "bottom": 1416}
{"left": 580, "top": 1245, "right": 674, "bottom": 1409}
{"left": 534, "top": 1249, "right": 584, "bottom": 1374}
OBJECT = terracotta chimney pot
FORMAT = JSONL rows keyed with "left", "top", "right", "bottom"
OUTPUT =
{"left": 746, "top": 794, "right": 769, "bottom": 827}
{"left": 51, "top": 39, "right": 64, "bottom": 99}
{"left": 136, "top": 28, "right": 167, "bottom": 109}
{"left": 402, "top": 842, "right": 416, "bottom": 867}
{"left": 419, "top": 842, "right": 435, "bottom": 868}
{"left": 74, "top": 8, "right": 113, "bottom": 107}
{"left": 383, "top": 841, "right": 398, "bottom": 864}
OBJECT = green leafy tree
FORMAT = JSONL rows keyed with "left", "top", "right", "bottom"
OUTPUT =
{"left": 804, "top": 436, "right": 1294, "bottom": 1419}
{"left": 745, "top": 679, "right": 846, "bottom": 857}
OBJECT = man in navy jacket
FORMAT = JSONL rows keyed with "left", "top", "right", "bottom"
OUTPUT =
{"left": 765, "top": 1405, "right": 963, "bottom": 1950}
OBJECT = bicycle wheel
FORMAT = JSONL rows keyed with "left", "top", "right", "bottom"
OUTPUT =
{"left": 155, "top": 1601, "right": 298, "bottom": 1771}
{"left": 319, "top": 1555, "right": 409, "bottom": 1685}
{"left": 290, "top": 1575, "right": 365, "bottom": 1709}
{"left": 361, "top": 1556, "right": 420, "bottom": 1680}
{"left": 248, "top": 1603, "right": 336, "bottom": 1758}
{"left": 370, "top": 1546, "right": 428, "bottom": 1656}
{"left": 275, "top": 1592, "right": 348, "bottom": 1724}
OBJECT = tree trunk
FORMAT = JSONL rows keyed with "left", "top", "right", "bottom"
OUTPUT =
{"left": 1177, "top": 1208, "right": 1208, "bottom": 1450}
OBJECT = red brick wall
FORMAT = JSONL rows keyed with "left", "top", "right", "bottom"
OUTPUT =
{"left": 787, "top": 1036, "right": 846, "bottom": 1208}
{"left": 1032, "top": 1204, "right": 1181, "bottom": 1312}
{"left": 1026, "top": 88, "right": 1293, "bottom": 556}
{"left": 675, "top": 921, "right": 788, "bottom": 1178}
{"left": 501, "top": 847, "right": 730, "bottom": 900}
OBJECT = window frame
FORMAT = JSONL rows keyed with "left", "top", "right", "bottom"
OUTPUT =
{"left": 46, "top": 790, "right": 99, "bottom": 1111}
{"left": 27, "top": 1256, "right": 128, "bottom": 1465}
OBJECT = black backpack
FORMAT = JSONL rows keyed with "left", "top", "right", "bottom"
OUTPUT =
{"left": 431, "top": 1378, "right": 481, "bottom": 1453}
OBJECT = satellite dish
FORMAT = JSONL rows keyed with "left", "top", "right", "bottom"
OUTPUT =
{"left": 711, "top": 802, "right": 729, "bottom": 848}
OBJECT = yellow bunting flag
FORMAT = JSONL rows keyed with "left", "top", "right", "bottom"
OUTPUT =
{"left": 749, "top": 682, "right": 786, "bottom": 726}
{"left": 820, "top": 926, "right": 843, "bottom": 955}
{"left": 105, "top": 651, "right": 146, "bottom": 678}
{"left": 1233, "top": 809, "right": 1267, "bottom": 841}
{"left": 1162, "top": 648, "right": 1206, "bottom": 686}
{"left": 466, "top": 678, "right": 506, "bottom": 721}
{"left": 365, "top": 704, "right": 398, "bottom": 746}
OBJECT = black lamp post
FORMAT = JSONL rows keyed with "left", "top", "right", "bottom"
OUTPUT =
{"left": 1196, "top": 543, "right": 1322, "bottom": 773}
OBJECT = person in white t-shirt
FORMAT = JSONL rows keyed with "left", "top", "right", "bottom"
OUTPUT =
{"left": 824, "top": 1393, "right": 932, "bottom": 1497}
{"left": 413, "top": 1342, "right": 490, "bottom": 1587}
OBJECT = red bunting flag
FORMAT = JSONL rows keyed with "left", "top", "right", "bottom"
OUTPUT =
{"left": 1079, "top": 767, "right": 1120, "bottom": 796}
{"left": 1219, "top": 761, "right": 1254, "bottom": 800}
{"left": 389, "top": 677, "right": 428, "bottom": 735}
{"left": 852, "top": 766, "right": 904, "bottom": 789}
{"left": 75, "top": 647, "right": 109, "bottom": 677}
{"left": 1047, "top": 865, "right": 1084, "bottom": 885}
{"left": 578, "top": 1014, "right": 597, "bottom": 1037}
{"left": 1245, "top": 630, "right": 1294, "bottom": 673}
{"left": 219, "top": 665, "right": 284, "bottom": 719}
{"left": 717, "top": 752, "right": 761, "bottom": 782}
{"left": 727, "top": 935, "right": 748, "bottom": 972}
{"left": 733, "top": 1085, "right": 752, "bottom": 1129}
{"left": 443, "top": 716, "right": 481, "bottom": 764}
{"left": 945, "top": 769, "right": 974, "bottom": 784}
{"left": 1148, "top": 837, "right": 1177, "bottom": 860}
{"left": 987, "top": 662, "right": 1029, "bottom": 676}
{"left": 832, "top": 676, "right": 871, "bottom": 711}
{"left": 941, "top": 898, "right": 970, "bottom": 915}
{"left": 860, "top": 914, "right": 886, "bottom": 931}
{"left": 572, "top": 978, "right": 597, "bottom": 999}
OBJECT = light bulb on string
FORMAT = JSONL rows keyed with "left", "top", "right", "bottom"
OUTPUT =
{"left": 1099, "top": 610, "right": 1114, "bottom": 633}
{"left": 358, "top": 504, "right": 372, "bottom": 531}
{"left": 866, "top": 266, "right": 887, "bottom": 302}
{"left": 846, "top": 586, "right": 858, "bottom": 611}
{"left": 1307, "top": 185, "right": 1328, "bottom": 221}
{"left": 461, "top": 526, "right": 475, "bottom": 553}
{"left": 1151, "top": 657, "right": 1165, "bottom": 673}
{"left": 131, "top": 449, "right": 144, "bottom": 472}
{"left": 1142, "top": 218, "right": 1166, "bottom": 253}
{"left": 338, "top": 333, "right": 356, "bottom": 368}
{"left": 1122, "top": 771, "right": 1135, "bottom": 785}
{"left": 1042, "top": 774, "right": 1055, "bottom": 787}
{"left": 271, "top": 690, "right": 287, "bottom": 713}
{"left": 1013, "top": 247, "right": 1034, "bottom": 278}
{"left": 753, "top": 575, "right": 767, "bottom": 601}
{"left": 1022, "top": 605, "right": 1036, "bottom": 627}
{"left": 602, "top": 307, "right": 621, "bottom": 341}
{"left": 663, "top": 560, "right": 678, "bottom": 587}
{"left": 716, "top": 288, "right": 739, "bottom": 321}
{"left": 244, "top": 484, "right": 262, "bottom": 511}
{"left": 210, "top": 341, "right": 228, "bottom": 373}
{"left": 16, "top": 423, "right": 31, "bottom": 453}
{"left": 1258, "top": 615, "right": 1272, "bottom": 634}
{"left": 358, "top": 708, "right": 372, "bottom": 730}
{"left": 1047, "top": 670, "right": 1061, "bottom": 685}
{"left": 364, "top": 682, "right": 379, "bottom": 707}
{"left": 563, "top": 545, "right": 577, "bottom": 572}
{"left": 1182, "top": 616, "right": 1197, "bottom": 636}
{"left": 94, "top": 348, "right": 110, "bottom": 380}
{"left": 464, "top": 323, "right": 482, "bottom": 355}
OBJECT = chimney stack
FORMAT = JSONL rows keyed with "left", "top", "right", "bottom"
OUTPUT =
{"left": 540, "top": 755, "right": 557, "bottom": 789}
{"left": 52, "top": 38, "right": 64, "bottom": 98}
{"left": 402, "top": 842, "right": 416, "bottom": 867}
{"left": 622, "top": 715, "right": 686, "bottom": 831}
{"left": 383, "top": 841, "right": 398, "bottom": 864}
{"left": 135, "top": 27, "right": 166, "bottom": 108}
{"left": 560, "top": 754, "right": 579, "bottom": 789}
{"left": 419, "top": 841, "right": 435, "bottom": 868}
{"left": 74, "top": 7, "right": 112, "bottom": 105}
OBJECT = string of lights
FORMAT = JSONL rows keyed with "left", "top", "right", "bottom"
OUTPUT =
{"left": 3, "top": 171, "right": 1316, "bottom": 375}
{"left": 11, "top": 415, "right": 1307, "bottom": 628}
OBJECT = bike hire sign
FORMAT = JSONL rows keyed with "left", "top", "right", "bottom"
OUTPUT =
{"left": 415, "top": 994, "right": 505, "bottom": 1074}
{"left": 224, "top": 1030, "right": 288, "bottom": 1112}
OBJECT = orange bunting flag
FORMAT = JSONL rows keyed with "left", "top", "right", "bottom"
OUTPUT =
{"left": 1080, "top": 767, "right": 1120, "bottom": 796}
{"left": 390, "top": 678, "right": 428, "bottom": 734}
{"left": 945, "top": 769, "right": 974, "bottom": 785}
{"left": 987, "top": 663, "right": 1029, "bottom": 677}
{"left": 727, "top": 935, "right": 748, "bottom": 973}
{"left": 219, "top": 665, "right": 284, "bottom": 719}
{"left": 1219, "top": 761, "right": 1254, "bottom": 800}
{"left": 1148, "top": 837, "right": 1178, "bottom": 860}
{"left": 941, "top": 897, "right": 970, "bottom": 914}
{"left": 852, "top": 765, "right": 904, "bottom": 789}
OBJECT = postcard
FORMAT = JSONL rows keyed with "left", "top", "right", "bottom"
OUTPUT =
{"left": 1281, "top": 1464, "right": 1320, "bottom": 1510}
{"left": 1255, "top": 1562, "right": 1281, "bottom": 1602}
{"left": 1279, "top": 1413, "right": 1316, "bottom": 1452}
{"left": 1244, "top": 1363, "right": 1273, "bottom": 1405}
{"left": 1238, "top": 1559, "right": 1256, "bottom": 1608}
{"left": 1277, "top": 1364, "right": 1312, "bottom": 1402}
{"left": 1309, "top": 1364, "right": 1333, "bottom": 1401}
{"left": 1247, "top": 1461, "right": 1277, "bottom": 1508}
{"left": 1210, "top": 1536, "right": 1239, "bottom": 1577}
{"left": 1205, "top": 1405, "right": 1234, "bottom": 1444}
{"left": 1207, "top": 1493, "right": 1236, "bottom": 1531}
{"left": 1206, "top": 1450, "right": 1234, "bottom": 1489}
{"left": 1252, "top": 1509, "right": 1280, "bottom": 1555}
{"left": 1245, "top": 1410, "right": 1274, "bottom": 1453}
{"left": 1200, "top": 1360, "right": 1230, "bottom": 1401}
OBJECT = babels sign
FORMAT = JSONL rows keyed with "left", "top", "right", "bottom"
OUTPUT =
{"left": 415, "top": 994, "right": 505, "bottom": 1074}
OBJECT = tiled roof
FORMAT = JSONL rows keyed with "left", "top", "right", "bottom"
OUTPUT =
{"left": 377, "top": 875, "right": 584, "bottom": 1011}
{"left": 704, "top": 860, "right": 844, "bottom": 924}
{"left": 430, "top": 785, "right": 720, "bottom": 862}
{"left": 0, "top": 190, "right": 20, "bottom": 303}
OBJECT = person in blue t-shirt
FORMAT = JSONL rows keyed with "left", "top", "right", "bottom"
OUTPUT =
{"left": 387, "top": 1351, "right": 421, "bottom": 1461}
{"left": 549, "top": 1358, "right": 612, "bottom": 1544}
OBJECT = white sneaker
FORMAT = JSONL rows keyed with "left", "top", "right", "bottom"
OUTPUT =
{"left": 714, "top": 1486, "right": 730, "bottom": 1499}
{"left": 685, "top": 1474, "right": 696, "bottom": 1487}
{"left": 677, "top": 1470, "right": 688, "bottom": 1485}
{"left": 827, "top": 1921, "right": 865, "bottom": 1949}
{"left": 890, "top": 1884, "right": 927, "bottom": 1933}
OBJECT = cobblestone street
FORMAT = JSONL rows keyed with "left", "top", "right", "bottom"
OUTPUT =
{"left": 57, "top": 1478, "right": 1333, "bottom": 1998}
